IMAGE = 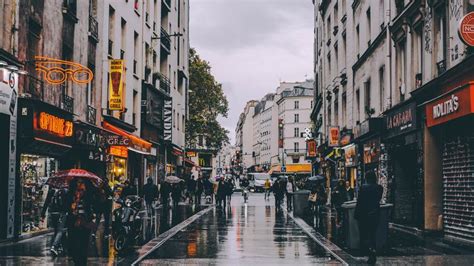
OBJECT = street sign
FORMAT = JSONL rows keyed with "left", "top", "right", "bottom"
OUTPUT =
{"left": 281, "top": 166, "right": 286, "bottom": 173}
{"left": 459, "top": 12, "right": 474, "bottom": 47}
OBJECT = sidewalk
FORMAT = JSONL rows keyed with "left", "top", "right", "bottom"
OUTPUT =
{"left": 298, "top": 206, "right": 474, "bottom": 265}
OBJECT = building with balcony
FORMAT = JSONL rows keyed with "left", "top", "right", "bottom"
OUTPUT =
{"left": 235, "top": 100, "right": 257, "bottom": 173}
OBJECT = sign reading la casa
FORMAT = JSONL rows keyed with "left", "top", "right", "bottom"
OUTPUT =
{"left": 426, "top": 83, "right": 474, "bottom": 128}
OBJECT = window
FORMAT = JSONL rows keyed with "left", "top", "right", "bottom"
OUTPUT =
{"left": 334, "top": 100, "right": 339, "bottom": 126}
{"left": 342, "top": 93, "right": 347, "bottom": 126}
{"left": 294, "top": 101, "right": 299, "bottom": 109}
{"left": 356, "top": 89, "right": 360, "bottom": 123}
{"left": 379, "top": 0, "right": 385, "bottom": 28}
{"left": 356, "top": 24, "right": 360, "bottom": 56}
{"left": 327, "top": 16, "right": 331, "bottom": 40}
{"left": 177, "top": 112, "right": 180, "bottom": 130}
{"left": 133, "top": 31, "right": 138, "bottom": 74}
{"left": 311, "top": 101, "right": 313, "bottom": 108}
{"left": 293, "top": 157, "right": 300, "bottom": 164}
{"left": 294, "top": 114, "right": 299, "bottom": 123}
{"left": 327, "top": 53, "right": 331, "bottom": 79}
{"left": 396, "top": 39, "right": 407, "bottom": 102}
{"left": 294, "top": 142, "right": 299, "bottom": 153}
{"left": 379, "top": 66, "right": 385, "bottom": 112}
{"left": 173, "top": 109, "right": 176, "bottom": 128}
{"left": 132, "top": 90, "right": 138, "bottom": 125}
{"left": 334, "top": 3, "right": 338, "bottom": 24}
{"left": 366, "top": 8, "right": 371, "bottom": 44}
{"left": 294, "top": 128, "right": 299, "bottom": 137}
{"left": 182, "top": 114, "right": 185, "bottom": 131}
{"left": 412, "top": 26, "right": 423, "bottom": 88}
{"left": 364, "top": 79, "right": 371, "bottom": 118}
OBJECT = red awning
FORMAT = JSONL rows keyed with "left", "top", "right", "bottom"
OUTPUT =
{"left": 103, "top": 121, "right": 152, "bottom": 154}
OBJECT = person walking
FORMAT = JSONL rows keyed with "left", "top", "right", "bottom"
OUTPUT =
{"left": 272, "top": 179, "right": 285, "bottom": 210}
{"left": 264, "top": 178, "right": 271, "bottom": 200}
{"left": 354, "top": 171, "right": 383, "bottom": 265}
{"left": 186, "top": 176, "right": 196, "bottom": 204}
{"left": 160, "top": 181, "right": 171, "bottom": 208}
{"left": 195, "top": 176, "right": 204, "bottom": 205}
{"left": 216, "top": 179, "right": 227, "bottom": 208}
{"left": 332, "top": 179, "right": 348, "bottom": 226}
{"left": 346, "top": 181, "right": 355, "bottom": 201}
{"left": 225, "top": 178, "right": 235, "bottom": 205}
{"left": 171, "top": 183, "right": 182, "bottom": 208}
{"left": 203, "top": 177, "right": 213, "bottom": 204}
{"left": 93, "top": 179, "right": 113, "bottom": 238}
{"left": 66, "top": 178, "right": 98, "bottom": 266}
{"left": 41, "top": 187, "right": 68, "bottom": 256}
{"left": 142, "top": 177, "right": 159, "bottom": 216}
{"left": 285, "top": 177, "right": 295, "bottom": 210}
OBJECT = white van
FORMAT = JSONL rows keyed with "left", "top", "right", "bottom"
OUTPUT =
{"left": 247, "top": 173, "right": 271, "bottom": 192}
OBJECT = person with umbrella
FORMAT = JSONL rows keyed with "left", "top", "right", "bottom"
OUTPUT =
{"left": 66, "top": 177, "right": 99, "bottom": 265}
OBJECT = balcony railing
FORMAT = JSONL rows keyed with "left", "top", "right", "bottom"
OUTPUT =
{"left": 437, "top": 59, "right": 446, "bottom": 76}
{"left": 162, "top": 0, "right": 171, "bottom": 12}
{"left": 108, "top": 40, "right": 113, "bottom": 56}
{"left": 88, "top": 16, "right": 99, "bottom": 42}
{"left": 160, "top": 27, "right": 171, "bottom": 53}
{"left": 156, "top": 72, "right": 171, "bottom": 93}
{"left": 63, "top": 0, "right": 77, "bottom": 17}
{"left": 87, "top": 105, "right": 96, "bottom": 124}
{"left": 62, "top": 94, "right": 74, "bottom": 113}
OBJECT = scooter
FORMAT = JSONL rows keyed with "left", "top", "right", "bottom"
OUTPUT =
{"left": 112, "top": 195, "right": 142, "bottom": 252}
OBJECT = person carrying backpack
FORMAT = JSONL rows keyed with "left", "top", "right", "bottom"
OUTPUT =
{"left": 41, "top": 187, "right": 68, "bottom": 256}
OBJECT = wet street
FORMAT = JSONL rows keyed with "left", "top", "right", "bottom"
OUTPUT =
{"left": 137, "top": 193, "right": 340, "bottom": 265}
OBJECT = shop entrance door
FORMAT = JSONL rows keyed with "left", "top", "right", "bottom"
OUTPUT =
{"left": 0, "top": 114, "right": 9, "bottom": 238}
{"left": 392, "top": 144, "right": 422, "bottom": 227}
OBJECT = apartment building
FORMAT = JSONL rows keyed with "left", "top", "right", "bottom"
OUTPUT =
{"left": 312, "top": 0, "right": 474, "bottom": 247}
{"left": 235, "top": 100, "right": 257, "bottom": 173}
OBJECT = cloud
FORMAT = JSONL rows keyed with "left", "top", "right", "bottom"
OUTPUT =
{"left": 191, "top": 0, "right": 314, "bottom": 144}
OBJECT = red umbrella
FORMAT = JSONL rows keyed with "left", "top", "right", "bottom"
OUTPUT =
{"left": 47, "top": 169, "right": 104, "bottom": 188}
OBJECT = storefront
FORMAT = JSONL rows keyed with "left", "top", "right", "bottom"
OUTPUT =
{"left": 343, "top": 143, "right": 358, "bottom": 189}
{"left": 424, "top": 83, "right": 474, "bottom": 246}
{"left": 0, "top": 68, "right": 19, "bottom": 239}
{"left": 383, "top": 101, "right": 423, "bottom": 227}
{"left": 17, "top": 98, "right": 74, "bottom": 236}
{"left": 353, "top": 118, "right": 382, "bottom": 189}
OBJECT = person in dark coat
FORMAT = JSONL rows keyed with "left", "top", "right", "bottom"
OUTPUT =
{"left": 171, "top": 183, "right": 182, "bottom": 208}
{"left": 332, "top": 179, "right": 348, "bottom": 226}
{"left": 142, "top": 177, "right": 159, "bottom": 216}
{"left": 346, "top": 181, "right": 355, "bottom": 201}
{"left": 93, "top": 178, "right": 113, "bottom": 238}
{"left": 121, "top": 180, "right": 136, "bottom": 199}
{"left": 354, "top": 171, "right": 383, "bottom": 265}
{"left": 195, "top": 176, "right": 204, "bottom": 205}
{"left": 66, "top": 178, "right": 98, "bottom": 266}
{"left": 41, "top": 187, "right": 68, "bottom": 256}
{"left": 272, "top": 179, "right": 285, "bottom": 210}
{"left": 225, "top": 178, "right": 235, "bottom": 204}
{"left": 160, "top": 182, "right": 171, "bottom": 208}
{"left": 186, "top": 177, "right": 197, "bottom": 204}
{"left": 216, "top": 179, "right": 227, "bottom": 208}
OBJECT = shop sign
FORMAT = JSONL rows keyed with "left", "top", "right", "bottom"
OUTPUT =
{"left": 363, "top": 138, "right": 380, "bottom": 164}
{"left": 306, "top": 139, "right": 317, "bottom": 158}
{"left": 278, "top": 119, "right": 284, "bottom": 148}
{"left": 344, "top": 144, "right": 358, "bottom": 167}
{"left": 163, "top": 100, "right": 172, "bottom": 141}
{"left": 0, "top": 69, "right": 17, "bottom": 116}
{"left": 329, "top": 126, "right": 340, "bottom": 147}
{"left": 75, "top": 125, "right": 100, "bottom": 147}
{"left": 458, "top": 12, "right": 474, "bottom": 47}
{"left": 384, "top": 102, "right": 417, "bottom": 138}
{"left": 354, "top": 118, "right": 382, "bottom": 139}
{"left": 35, "top": 56, "right": 93, "bottom": 85}
{"left": 36, "top": 112, "right": 73, "bottom": 137}
{"left": 109, "top": 145, "right": 128, "bottom": 158}
{"left": 187, "top": 151, "right": 197, "bottom": 157}
{"left": 426, "top": 84, "right": 474, "bottom": 128}
{"left": 340, "top": 130, "right": 353, "bottom": 146}
{"left": 108, "top": 59, "right": 125, "bottom": 111}
{"left": 106, "top": 134, "right": 130, "bottom": 146}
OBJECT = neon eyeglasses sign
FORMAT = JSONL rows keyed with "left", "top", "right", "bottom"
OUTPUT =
{"left": 35, "top": 56, "right": 93, "bottom": 85}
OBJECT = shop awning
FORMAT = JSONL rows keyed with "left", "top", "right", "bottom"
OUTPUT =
{"left": 184, "top": 158, "right": 196, "bottom": 167}
{"left": 268, "top": 163, "right": 311, "bottom": 174}
{"left": 103, "top": 121, "right": 152, "bottom": 154}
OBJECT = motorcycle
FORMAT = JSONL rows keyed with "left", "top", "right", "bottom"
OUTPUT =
{"left": 112, "top": 195, "right": 143, "bottom": 252}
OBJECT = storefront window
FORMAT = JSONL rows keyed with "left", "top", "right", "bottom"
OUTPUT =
{"left": 20, "top": 154, "right": 58, "bottom": 234}
{"left": 107, "top": 156, "right": 127, "bottom": 194}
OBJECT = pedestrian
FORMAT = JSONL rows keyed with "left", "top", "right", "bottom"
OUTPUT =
{"left": 171, "top": 183, "right": 182, "bottom": 208}
{"left": 203, "top": 177, "right": 213, "bottom": 204}
{"left": 346, "top": 181, "right": 354, "bottom": 201}
{"left": 332, "top": 179, "right": 347, "bottom": 226}
{"left": 186, "top": 176, "right": 196, "bottom": 204}
{"left": 142, "top": 177, "right": 159, "bottom": 216}
{"left": 41, "top": 187, "right": 68, "bottom": 256}
{"left": 272, "top": 179, "right": 285, "bottom": 210}
{"left": 216, "top": 178, "right": 227, "bottom": 208}
{"left": 161, "top": 181, "right": 171, "bottom": 208}
{"left": 308, "top": 187, "right": 318, "bottom": 213}
{"left": 195, "top": 176, "right": 204, "bottom": 205}
{"left": 315, "top": 183, "right": 327, "bottom": 226}
{"left": 121, "top": 180, "right": 136, "bottom": 199}
{"left": 286, "top": 177, "right": 295, "bottom": 210}
{"left": 93, "top": 179, "right": 113, "bottom": 238}
{"left": 66, "top": 178, "right": 98, "bottom": 266}
{"left": 354, "top": 171, "right": 383, "bottom": 265}
{"left": 225, "top": 178, "right": 234, "bottom": 205}
{"left": 264, "top": 178, "right": 271, "bottom": 200}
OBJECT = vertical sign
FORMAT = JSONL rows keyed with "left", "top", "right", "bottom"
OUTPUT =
{"left": 329, "top": 126, "right": 340, "bottom": 147}
{"left": 163, "top": 100, "right": 172, "bottom": 141}
{"left": 108, "top": 60, "right": 125, "bottom": 111}
{"left": 278, "top": 119, "right": 284, "bottom": 148}
{"left": 306, "top": 139, "right": 317, "bottom": 158}
{"left": 0, "top": 70, "right": 18, "bottom": 238}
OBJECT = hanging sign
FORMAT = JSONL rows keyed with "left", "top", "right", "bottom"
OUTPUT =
{"left": 306, "top": 139, "right": 317, "bottom": 158}
{"left": 0, "top": 70, "right": 17, "bottom": 116}
{"left": 344, "top": 144, "right": 358, "bottom": 167}
{"left": 108, "top": 60, "right": 125, "bottom": 111}
{"left": 328, "top": 126, "right": 340, "bottom": 147}
{"left": 163, "top": 100, "right": 173, "bottom": 141}
{"left": 278, "top": 119, "right": 284, "bottom": 148}
{"left": 459, "top": 12, "right": 474, "bottom": 47}
{"left": 35, "top": 56, "right": 93, "bottom": 85}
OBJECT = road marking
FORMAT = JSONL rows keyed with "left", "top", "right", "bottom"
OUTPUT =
{"left": 285, "top": 210, "right": 356, "bottom": 266}
{"left": 131, "top": 206, "right": 213, "bottom": 265}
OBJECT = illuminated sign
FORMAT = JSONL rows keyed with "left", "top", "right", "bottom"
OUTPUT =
{"left": 187, "top": 151, "right": 197, "bottom": 157}
{"left": 35, "top": 56, "right": 93, "bottom": 85}
{"left": 329, "top": 126, "right": 340, "bottom": 147}
{"left": 163, "top": 100, "right": 172, "bottom": 141}
{"left": 36, "top": 112, "right": 73, "bottom": 137}
{"left": 109, "top": 146, "right": 128, "bottom": 158}
{"left": 278, "top": 119, "right": 284, "bottom": 148}
{"left": 306, "top": 139, "right": 317, "bottom": 158}
{"left": 459, "top": 12, "right": 474, "bottom": 47}
{"left": 109, "top": 60, "right": 125, "bottom": 111}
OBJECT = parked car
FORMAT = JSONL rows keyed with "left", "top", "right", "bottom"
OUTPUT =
{"left": 247, "top": 173, "right": 271, "bottom": 192}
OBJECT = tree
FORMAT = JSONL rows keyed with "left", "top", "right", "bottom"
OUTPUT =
{"left": 186, "top": 48, "right": 229, "bottom": 151}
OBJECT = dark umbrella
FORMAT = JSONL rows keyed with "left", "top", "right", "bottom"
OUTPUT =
{"left": 308, "top": 175, "right": 325, "bottom": 182}
{"left": 46, "top": 169, "right": 104, "bottom": 188}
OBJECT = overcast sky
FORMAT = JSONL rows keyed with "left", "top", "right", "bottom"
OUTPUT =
{"left": 190, "top": 0, "right": 314, "bottom": 144}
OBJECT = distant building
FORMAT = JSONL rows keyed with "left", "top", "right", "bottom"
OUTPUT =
{"left": 235, "top": 100, "right": 257, "bottom": 173}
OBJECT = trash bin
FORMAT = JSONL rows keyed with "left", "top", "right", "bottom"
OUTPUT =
{"left": 341, "top": 201, "right": 393, "bottom": 251}
{"left": 293, "top": 190, "right": 310, "bottom": 217}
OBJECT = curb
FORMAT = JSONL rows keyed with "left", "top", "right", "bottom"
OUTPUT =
{"left": 130, "top": 205, "right": 214, "bottom": 265}
{"left": 285, "top": 210, "right": 360, "bottom": 266}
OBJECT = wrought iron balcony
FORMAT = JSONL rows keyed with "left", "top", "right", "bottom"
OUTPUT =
{"left": 162, "top": 0, "right": 171, "bottom": 12}
{"left": 86, "top": 105, "right": 96, "bottom": 124}
{"left": 88, "top": 16, "right": 99, "bottom": 42}
{"left": 160, "top": 27, "right": 171, "bottom": 53}
{"left": 22, "top": 74, "right": 44, "bottom": 100}
{"left": 63, "top": 0, "right": 77, "bottom": 17}
{"left": 156, "top": 72, "right": 171, "bottom": 94}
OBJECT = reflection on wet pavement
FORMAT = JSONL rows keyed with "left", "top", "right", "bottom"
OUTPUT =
{"left": 0, "top": 203, "right": 205, "bottom": 264}
{"left": 140, "top": 194, "right": 340, "bottom": 265}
